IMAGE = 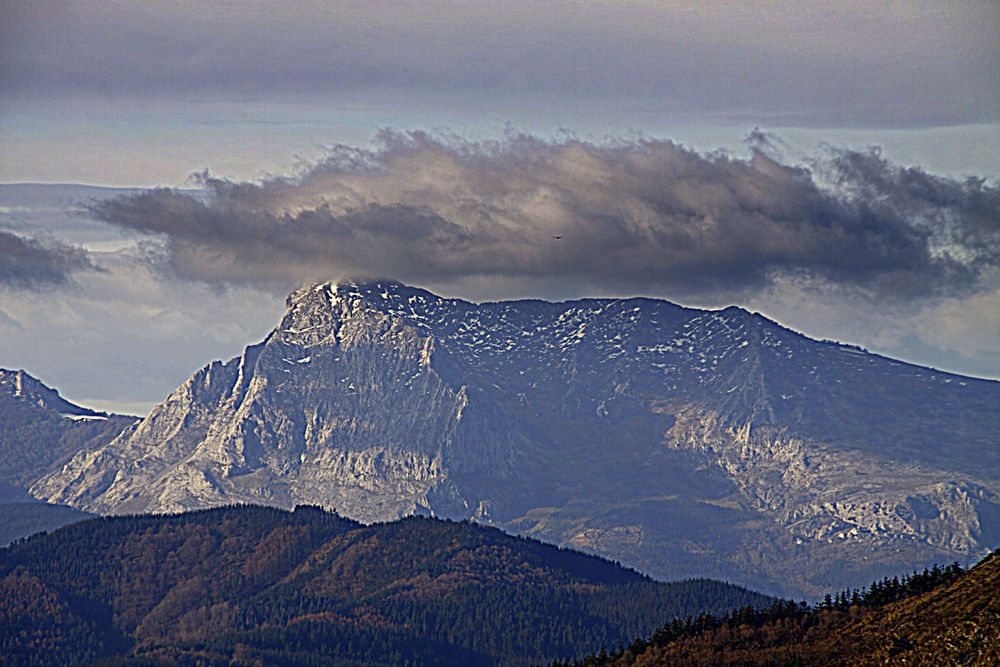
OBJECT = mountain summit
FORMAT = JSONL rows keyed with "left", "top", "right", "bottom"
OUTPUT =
{"left": 31, "top": 281, "right": 1000, "bottom": 595}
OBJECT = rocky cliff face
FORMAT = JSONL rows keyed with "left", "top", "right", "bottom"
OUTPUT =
{"left": 30, "top": 282, "right": 1000, "bottom": 595}
{"left": 0, "top": 369, "right": 136, "bottom": 500}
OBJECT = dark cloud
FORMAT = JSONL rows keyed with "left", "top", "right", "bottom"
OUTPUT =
{"left": 87, "top": 132, "right": 1000, "bottom": 301}
{"left": 0, "top": 230, "right": 95, "bottom": 289}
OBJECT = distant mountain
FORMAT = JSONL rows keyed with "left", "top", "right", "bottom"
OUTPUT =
{"left": 29, "top": 281, "right": 1000, "bottom": 596}
{"left": 0, "top": 369, "right": 136, "bottom": 499}
{"left": 0, "top": 183, "right": 202, "bottom": 209}
{"left": 0, "top": 183, "right": 148, "bottom": 247}
{"left": 0, "top": 502, "right": 94, "bottom": 546}
{"left": 578, "top": 550, "right": 998, "bottom": 666}
{"left": 0, "top": 182, "right": 146, "bottom": 204}
{"left": 0, "top": 182, "right": 202, "bottom": 248}
{"left": 0, "top": 505, "right": 772, "bottom": 666}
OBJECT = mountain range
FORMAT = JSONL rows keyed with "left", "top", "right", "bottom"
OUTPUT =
{"left": 4, "top": 280, "right": 999, "bottom": 596}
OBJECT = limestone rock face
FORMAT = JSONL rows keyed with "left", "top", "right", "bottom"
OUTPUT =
{"left": 30, "top": 281, "right": 1000, "bottom": 596}
{"left": 0, "top": 368, "right": 136, "bottom": 500}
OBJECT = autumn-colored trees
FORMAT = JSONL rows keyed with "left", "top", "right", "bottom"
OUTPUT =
{"left": 0, "top": 505, "right": 772, "bottom": 666}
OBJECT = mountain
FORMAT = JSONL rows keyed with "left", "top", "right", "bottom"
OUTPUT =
{"left": 0, "top": 369, "right": 136, "bottom": 500}
{"left": 30, "top": 281, "right": 1000, "bottom": 596}
{"left": 577, "top": 550, "right": 998, "bottom": 666}
{"left": 0, "top": 183, "right": 151, "bottom": 250}
{"left": 0, "top": 505, "right": 773, "bottom": 666}
{"left": 0, "top": 502, "right": 94, "bottom": 546}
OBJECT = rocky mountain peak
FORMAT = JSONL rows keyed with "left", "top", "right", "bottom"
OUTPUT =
{"left": 25, "top": 282, "right": 1000, "bottom": 597}
{"left": 0, "top": 369, "right": 135, "bottom": 499}
{"left": 286, "top": 279, "right": 454, "bottom": 317}
{"left": 0, "top": 368, "right": 104, "bottom": 417}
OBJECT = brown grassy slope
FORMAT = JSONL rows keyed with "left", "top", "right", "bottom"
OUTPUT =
{"left": 838, "top": 551, "right": 999, "bottom": 666}
{"left": 616, "top": 551, "right": 998, "bottom": 666}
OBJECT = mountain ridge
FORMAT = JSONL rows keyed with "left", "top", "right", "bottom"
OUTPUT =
{"left": 0, "top": 368, "right": 137, "bottom": 500}
{"left": 21, "top": 280, "right": 1000, "bottom": 596}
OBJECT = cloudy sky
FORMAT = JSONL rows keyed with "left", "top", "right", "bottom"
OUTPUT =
{"left": 1, "top": 1, "right": 998, "bottom": 414}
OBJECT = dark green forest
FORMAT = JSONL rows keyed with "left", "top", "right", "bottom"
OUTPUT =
{"left": 0, "top": 505, "right": 773, "bottom": 666}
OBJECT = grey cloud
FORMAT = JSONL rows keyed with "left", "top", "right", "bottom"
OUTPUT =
{"left": 819, "top": 147, "right": 1000, "bottom": 244}
{"left": 0, "top": 230, "right": 95, "bottom": 289}
{"left": 0, "top": 251, "right": 286, "bottom": 414}
{"left": 3, "top": 2, "right": 998, "bottom": 128}
{"left": 87, "top": 132, "right": 1000, "bottom": 301}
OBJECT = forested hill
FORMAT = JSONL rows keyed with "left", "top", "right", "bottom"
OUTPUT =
{"left": 0, "top": 505, "right": 773, "bottom": 666}
{"left": 571, "top": 550, "right": 998, "bottom": 666}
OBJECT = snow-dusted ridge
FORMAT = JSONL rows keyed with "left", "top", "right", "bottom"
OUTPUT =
{"left": 27, "top": 280, "right": 1000, "bottom": 596}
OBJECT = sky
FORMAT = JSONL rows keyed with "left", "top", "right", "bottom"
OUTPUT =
{"left": 0, "top": 1, "right": 998, "bottom": 414}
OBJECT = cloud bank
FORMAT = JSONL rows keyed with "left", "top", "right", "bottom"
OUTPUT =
{"left": 0, "top": 229, "right": 94, "bottom": 289}
{"left": 87, "top": 132, "right": 1000, "bottom": 302}
{"left": 4, "top": 2, "right": 998, "bottom": 128}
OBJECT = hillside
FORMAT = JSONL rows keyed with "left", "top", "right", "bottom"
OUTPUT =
{"left": 574, "top": 551, "right": 998, "bottom": 666}
{"left": 0, "top": 505, "right": 773, "bottom": 666}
